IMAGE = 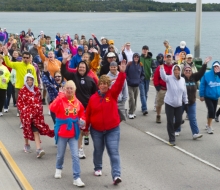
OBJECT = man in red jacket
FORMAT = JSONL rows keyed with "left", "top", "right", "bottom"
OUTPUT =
{"left": 153, "top": 53, "right": 173, "bottom": 123}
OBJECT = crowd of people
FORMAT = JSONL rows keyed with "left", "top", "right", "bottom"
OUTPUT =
{"left": 0, "top": 27, "right": 220, "bottom": 187}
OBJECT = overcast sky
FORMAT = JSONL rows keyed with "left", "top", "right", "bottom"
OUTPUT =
{"left": 157, "top": 0, "right": 219, "bottom": 3}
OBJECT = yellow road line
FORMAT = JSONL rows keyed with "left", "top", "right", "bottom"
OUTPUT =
{"left": 0, "top": 141, "right": 33, "bottom": 190}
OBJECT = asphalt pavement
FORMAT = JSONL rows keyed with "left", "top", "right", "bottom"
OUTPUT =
{"left": 1, "top": 85, "right": 220, "bottom": 190}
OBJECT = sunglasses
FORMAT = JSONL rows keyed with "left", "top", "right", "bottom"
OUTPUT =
{"left": 55, "top": 76, "right": 62, "bottom": 78}
{"left": 185, "top": 70, "right": 191, "bottom": 72}
{"left": 23, "top": 56, "right": 29, "bottom": 59}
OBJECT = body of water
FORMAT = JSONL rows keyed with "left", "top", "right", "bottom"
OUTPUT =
{"left": 0, "top": 12, "right": 219, "bottom": 65}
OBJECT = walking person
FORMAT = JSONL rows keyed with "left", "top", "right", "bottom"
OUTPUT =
{"left": 175, "top": 56, "right": 211, "bottom": 138}
{"left": 84, "top": 60, "right": 127, "bottom": 185}
{"left": 49, "top": 80, "right": 86, "bottom": 187}
{"left": 139, "top": 45, "right": 157, "bottom": 115}
{"left": 126, "top": 53, "right": 145, "bottom": 119}
{"left": 199, "top": 61, "right": 220, "bottom": 134}
{"left": 160, "top": 63, "right": 188, "bottom": 146}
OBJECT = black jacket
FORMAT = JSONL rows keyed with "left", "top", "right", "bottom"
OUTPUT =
{"left": 61, "top": 63, "right": 97, "bottom": 108}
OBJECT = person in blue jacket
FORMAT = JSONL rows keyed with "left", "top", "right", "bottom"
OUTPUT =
{"left": 174, "top": 41, "right": 190, "bottom": 57}
{"left": 69, "top": 46, "right": 83, "bottom": 69}
{"left": 199, "top": 61, "right": 220, "bottom": 134}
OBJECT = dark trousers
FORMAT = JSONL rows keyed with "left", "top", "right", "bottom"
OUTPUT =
{"left": 4, "top": 81, "right": 16, "bottom": 109}
{"left": 51, "top": 111, "right": 56, "bottom": 124}
{"left": 205, "top": 98, "right": 218, "bottom": 119}
{"left": 0, "top": 89, "right": 7, "bottom": 112}
{"left": 216, "top": 108, "right": 220, "bottom": 117}
{"left": 165, "top": 103, "right": 182, "bottom": 143}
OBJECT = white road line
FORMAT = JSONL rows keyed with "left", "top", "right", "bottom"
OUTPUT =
{"left": 146, "top": 131, "right": 220, "bottom": 171}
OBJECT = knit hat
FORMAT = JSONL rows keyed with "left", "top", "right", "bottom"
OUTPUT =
{"left": 108, "top": 40, "right": 114, "bottom": 45}
{"left": 184, "top": 64, "right": 192, "bottom": 71}
{"left": 110, "top": 61, "right": 118, "bottom": 67}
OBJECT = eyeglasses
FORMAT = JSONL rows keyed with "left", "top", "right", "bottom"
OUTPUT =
{"left": 23, "top": 57, "right": 29, "bottom": 59}
{"left": 185, "top": 70, "right": 192, "bottom": 72}
{"left": 55, "top": 76, "right": 62, "bottom": 78}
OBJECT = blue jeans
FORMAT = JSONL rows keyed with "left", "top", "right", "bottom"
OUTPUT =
{"left": 139, "top": 79, "right": 150, "bottom": 112}
{"left": 56, "top": 137, "right": 80, "bottom": 180}
{"left": 176, "top": 103, "right": 199, "bottom": 135}
{"left": 90, "top": 127, "right": 121, "bottom": 180}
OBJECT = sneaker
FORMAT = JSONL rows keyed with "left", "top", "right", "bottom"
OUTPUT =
{"left": 185, "top": 114, "right": 189, "bottom": 120}
{"left": 0, "top": 112, "right": 3, "bottom": 116}
{"left": 205, "top": 124, "right": 214, "bottom": 131}
{"left": 54, "top": 169, "right": 62, "bottom": 179}
{"left": 143, "top": 110, "right": 148, "bottom": 116}
{"left": 156, "top": 115, "right": 161, "bottom": 123}
{"left": 20, "top": 124, "right": 23, "bottom": 129}
{"left": 42, "top": 98, "right": 46, "bottom": 105}
{"left": 3, "top": 108, "right": 8, "bottom": 113}
{"left": 36, "top": 149, "right": 45, "bottom": 158}
{"left": 73, "top": 178, "right": 85, "bottom": 187}
{"left": 24, "top": 144, "right": 32, "bottom": 153}
{"left": 175, "top": 132, "right": 180, "bottom": 136}
{"left": 94, "top": 170, "right": 102, "bottom": 176}
{"left": 78, "top": 148, "right": 86, "bottom": 159}
{"left": 168, "top": 142, "right": 176, "bottom": 146}
{"left": 48, "top": 111, "right": 51, "bottom": 116}
{"left": 133, "top": 114, "right": 136, "bottom": 118}
{"left": 113, "top": 177, "right": 122, "bottom": 185}
{"left": 215, "top": 116, "right": 219, "bottom": 122}
{"left": 193, "top": 134, "right": 203, "bottom": 140}
{"left": 207, "top": 127, "right": 213, "bottom": 134}
{"left": 16, "top": 113, "right": 19, "bottom": 117}
{"left": 128, "top": 114, "right": 134, "bottom": 119}
{"left": 14, "top": 104, "right": 17, "bottom": 107}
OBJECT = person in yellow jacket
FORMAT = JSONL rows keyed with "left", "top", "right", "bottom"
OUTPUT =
{"left": 0, "top": 54, "right": 10, "bottom": 116}
{"left": 2, "top": 47, "right": 38, "bottom": 112}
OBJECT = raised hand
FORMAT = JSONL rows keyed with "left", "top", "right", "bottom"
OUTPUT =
{"left": 204, "top": 56, "right": 212, "bottom": 64}
{"left": 91, "top": 47, "right": 98, "bottom": 54}
{"left": 121, "top": 45, "right": 125, "bottom": 52}
{"left": 91, "top": 33, "right": 96, "bottom": 38}
{"left": 119, "top": 59, "right": 127, "bottom": 72}
{"left": 2, "top": 46, "right": 8, "bottom": 56}
{"left": 62, "top": 51, "right": 69, "bottom": 60}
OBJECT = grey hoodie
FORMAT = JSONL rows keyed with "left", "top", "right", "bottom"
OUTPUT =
{"left": 160, "top": 65, "right": 188, "bottom": 107}
{"left": 107, "top": 71, "right": 128, "bottom": 103}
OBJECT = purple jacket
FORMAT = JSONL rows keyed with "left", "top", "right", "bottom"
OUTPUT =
{"left": 0, "top": 32, "right": 5, "bottom": 42}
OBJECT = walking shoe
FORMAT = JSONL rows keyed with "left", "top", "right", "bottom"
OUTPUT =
{"left": 128, "top": 114, "right": 134, "bottom": 119}
{"left": 54, "top": 169, "right": 62, "bottom": 179}
{"left": 78, "top": 148, "right": 86, "bottom": 159}
{"left": 168, "top": 142, "right": 176, "bottom": 146}
{"left": 42, "top": 98, "right": 46, "bottom": 105}
{"left": 185, "top": 114, "right": 189, "bottom": 120}
{"left": 14, "top": 104, "right": 17, "bottom": 107}
{"left": 24, "top": 144, "right": 32, "bottom": 153}
{"left": 193, "top": 134, "right": 203, "bottom": 140}
{"left": 36, "top": 149, "right": 45, "bottom": 158}
{"left": 48, "top": 111, "right": 51, "bottom": 115}
{"left": 215, "top": 116, "right": 219, "bottom": 122}
{"left": 94, "top": 170, "right": 102, "bottom": 176}
{"left": 207, "top": 127, "right": 213, "bottom": 134}
{"left": 73, "top": 178, "right": 85, "bottom": 187}
{"left": 143, "top": 111, "right": 148, "bottom": 116}
{"left": 205, "top": 124, "right": 214, "bottom": 131}
{"left": 3, "top": 108, "right": 8, "bottom": 113}
{"left": 20, "top": 124, "right": 23, "bottom": 129}
{"left": 113, "top": 177, "right": 122, "bottom": 185}
{"left": 133, "top": 114, "right": 136, "bottom": 118}
{"left": 156, "top": 115, "right": 161, "bottom": 123}
{"left": 0, "top": 112, "right": 3, "bottom": 116}
{"left": 16, "top": 113, "right": 19, "bottom": 117}
{"left": 175, "top": 132, "right": 180, "bottom": 136}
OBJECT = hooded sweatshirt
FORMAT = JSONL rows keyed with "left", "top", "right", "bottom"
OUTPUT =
{"left": 125, "top": 53, "right": 145, "bottom": 87}
{"left": 61, "top": 62, "right": 97, "bottom": 108}
{"left": 93, "top": 37, "right": 109, "bottom": 58}
{"left": 199, "top": 61, "right": 220, "bottom": 100}
{"left": 107, "top": 71, "right": 128, "bottom": 103}
{"left": 0, "top": 64, "right": 10, "bottom": 89}
{"left": 119, "top": 48, "right": 134, "bottom": 62}
{"left": 69, "top": 47, "right": 83, "bottom": 69}
{"left": 160, "top": 64, "right": 188, "bottom": 107}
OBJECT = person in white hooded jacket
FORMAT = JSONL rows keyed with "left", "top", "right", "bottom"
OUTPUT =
{"left": 160, "top": 63, "right": 188, "bottom": 146}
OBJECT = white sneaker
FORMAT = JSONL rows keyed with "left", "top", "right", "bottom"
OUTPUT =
{"left": 133, "top": 114, "right": 136, "bottom": 118}
{"left": 128, "top": 114, "right": 134, "bottom": 119}
{"left": 175, "top": 132, "right": 180, "bottom": 136}
{"left": 207, "top": 127, "right": 213, "bottom": 134}
{"left": 54, "top": 169, "right": 62, "bottom": 179}
{"left": 193, "top": 134, "right": 203, "bottom": 140}
{"left": 113, "top": 177, "right": 122, "bottom": 185}
{"left": 3, "top": 108, "right": 8, "bottom": 113}
{"left": 73, "top": 178, "right": 85, "bottom": 187}
{"left": 17, "top": 113, "right": 19, "bottom": 117}
{"left": 0, "top": 112, "right": 3, "bottom": 116}
{"left": 205, "top": 124, "right": 214, "bottom": 131}
{"left": 78, "top": 148, "right": 86, "bottom": 159}
{"left": 20, "top": 124, "right": 23, "bottom": 129}
{"left": 94, "top": 170, "right": 102, "bottom": 176}
{"left": 48, "top": 111, "right": 51, "bottom": 115}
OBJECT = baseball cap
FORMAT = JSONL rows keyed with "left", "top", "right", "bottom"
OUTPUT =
{"left": 180, "top": 41, "right": 186, "bottom": 48}
{"left": 108, "top": 40, "right": 114, "bottom": 45}
{"left": 166, "top": 53, "right": 172, "bottom": 57}
{"left": 100, "top": 37, "right": 105, "bottom": 40}
{"left": 186, "top": 54, "right": 193, "bottom": 58}
{"left": 107, "top": 52, "right": 116, "bottom": 58}
{"left": 142, "top": 45, "right": 149, "bottom": 50}
{"left": 213, "top": 62, "right": 220, "bottom": 67}
{"left": 110, "top": 61, "right": 118, "bottom": 67}
{"left": 63, "top": 40, "right": 68, "bottom": 44}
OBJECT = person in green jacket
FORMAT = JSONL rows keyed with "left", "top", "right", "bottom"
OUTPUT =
{"left": 139, "top": 45, "right": 157, "bottom": 115}
{"left": 0, "top": 54, "right": 10, "bottom": 116}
